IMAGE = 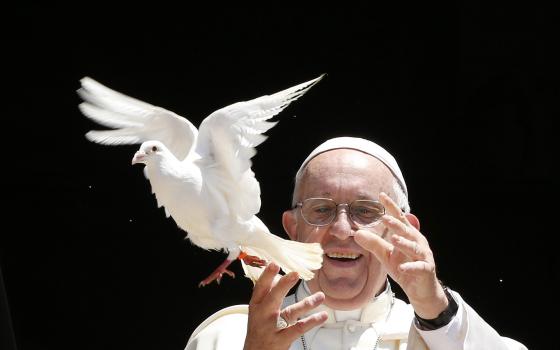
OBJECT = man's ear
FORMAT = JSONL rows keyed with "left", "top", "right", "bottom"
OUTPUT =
{"left": 282, "top": 210, "right": 298, "bottom": 241}
{"left": 405, "top": 213, "right": 420, "bottom": 231}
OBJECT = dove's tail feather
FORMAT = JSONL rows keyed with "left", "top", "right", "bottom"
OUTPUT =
{"left": 241, "top": 231, "right": 323, "bottom": 282}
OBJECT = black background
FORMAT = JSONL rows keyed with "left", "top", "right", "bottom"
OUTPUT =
{"left": 3, "top": 3, "right": 557, "bottom": 350}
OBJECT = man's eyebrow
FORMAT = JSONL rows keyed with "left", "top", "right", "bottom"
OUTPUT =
{"left": 316, "top": 192, "right": 377, "bottom": 200}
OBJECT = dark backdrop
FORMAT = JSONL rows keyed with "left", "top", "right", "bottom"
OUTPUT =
{"left": 3, "top": 3, "right": 556, "bottom": 350}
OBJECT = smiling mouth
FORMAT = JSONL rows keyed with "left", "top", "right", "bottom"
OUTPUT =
{"left": 326, "top": 252, "right": 363, "bottom": 262}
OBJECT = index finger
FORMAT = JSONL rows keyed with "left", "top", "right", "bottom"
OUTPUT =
{"left": 264, "top": 272, "right": 300, "bottom": 310}
{"left": 380, "top": 192, "right": 411, "bottom": 226}
{"left": 354, "top": 229, "right": 394, "bottom": 266}
{"left": 250, "top": 262, "right": 280, "bottom": 304}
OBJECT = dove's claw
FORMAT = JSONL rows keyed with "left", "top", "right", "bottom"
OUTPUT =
{"left": 238, "top": 252, "right": 267, "bottom": 268}
{"left": 238, "top": 251, "right": 267, "bottom": 267}
{"left": 198, "top": 259, "right": 236, "bottom": 287}
{"left": 242, "top": 255, "right": 266, "bottom": 267}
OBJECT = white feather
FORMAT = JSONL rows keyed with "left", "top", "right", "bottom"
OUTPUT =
{"left": 79, "top": 77, "right": 199, "bottom": 161}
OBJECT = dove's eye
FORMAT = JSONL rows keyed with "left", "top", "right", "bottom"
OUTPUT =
{"left": 152, "top": 146, "right": 158, "bottom": 152}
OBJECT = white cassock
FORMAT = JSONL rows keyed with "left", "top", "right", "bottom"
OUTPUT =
{"left": 185, "top": 282, "right": 527, "bottom": 350}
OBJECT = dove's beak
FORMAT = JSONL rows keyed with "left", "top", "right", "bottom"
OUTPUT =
{"left": 131, "top": 152, "right": 147, "bottom": 165}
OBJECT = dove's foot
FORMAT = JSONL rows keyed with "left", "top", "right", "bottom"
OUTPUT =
{"left": 198, "top": 259, "right": 236, "bottom": 287}
{"left": 238, "top": 251, "right": 267, "bottom": 267}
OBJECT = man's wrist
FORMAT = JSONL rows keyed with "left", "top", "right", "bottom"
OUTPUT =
{"left": 410, "top": 280, "right": 449, "bottom": 319}
{"left": 414, "top": 286, "right": 459, "bottom": 331}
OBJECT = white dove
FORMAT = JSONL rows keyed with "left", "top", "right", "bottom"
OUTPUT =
{"left": 77, "top": 75, "right": 324, "bottom": 286}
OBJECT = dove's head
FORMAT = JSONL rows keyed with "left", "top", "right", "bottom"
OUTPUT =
{"left": 131, "top": 140, "right": 168, "bottom": 165}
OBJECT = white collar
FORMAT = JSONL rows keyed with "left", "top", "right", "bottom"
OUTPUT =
{"left": 297, "top": 280, "right": 394, "bottom": 324}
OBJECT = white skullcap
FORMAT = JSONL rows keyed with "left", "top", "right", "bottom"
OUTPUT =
{"left": 296, "top": 137, "right": 408, "bottom": 198}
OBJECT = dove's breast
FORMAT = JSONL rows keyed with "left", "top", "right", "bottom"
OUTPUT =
{"left": 145, "top": 162, "right": 223, "bottom": 250}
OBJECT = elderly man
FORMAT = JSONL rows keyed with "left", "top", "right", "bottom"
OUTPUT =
{"left": 186, "top": 137, "right": 527, "bottom": 350}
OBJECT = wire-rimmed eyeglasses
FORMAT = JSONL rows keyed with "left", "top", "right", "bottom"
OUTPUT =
{"left": 293, "top": 198, "right": 386, "bottom": 227}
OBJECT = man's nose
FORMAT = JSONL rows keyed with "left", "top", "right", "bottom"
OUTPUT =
{"left": 328, "top": 208, "right": 357, "bottom": 240}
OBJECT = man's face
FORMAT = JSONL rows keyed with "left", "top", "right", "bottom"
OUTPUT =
{"left": 283, "top": 149, "right": 395, "bottom": 310}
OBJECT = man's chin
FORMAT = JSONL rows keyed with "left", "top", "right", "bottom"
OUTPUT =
{"left": 316, "top": 274, "right": 365, "bottom": 302}
{"left": 311, "top": 269, "right": 386, "bottom": 310}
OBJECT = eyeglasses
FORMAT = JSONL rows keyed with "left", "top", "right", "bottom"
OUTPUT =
{"left": 293, "top": 198, "right": 386, "bottom": 227}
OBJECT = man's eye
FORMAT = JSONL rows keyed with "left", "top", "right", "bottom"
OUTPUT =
{"left": 353, "top": 207, "right": 377, "bottom": 217}
{"left": 314, "top": 206, "right": 332, "bottom": 214}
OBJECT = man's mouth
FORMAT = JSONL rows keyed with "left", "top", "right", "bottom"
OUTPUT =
{"left": 326, "top": 252, "right": 362, "bottom": 262}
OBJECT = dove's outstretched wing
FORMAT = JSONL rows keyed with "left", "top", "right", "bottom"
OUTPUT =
{"left": 194, "top": 74, "right": 325, "bottom": 220}
{"left": 78, "top": 77, "right": 198, "bottom": 161}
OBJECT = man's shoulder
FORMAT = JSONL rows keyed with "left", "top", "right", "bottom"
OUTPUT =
{"left": 186, "top": 305, "right": 249, "bottom": 350}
